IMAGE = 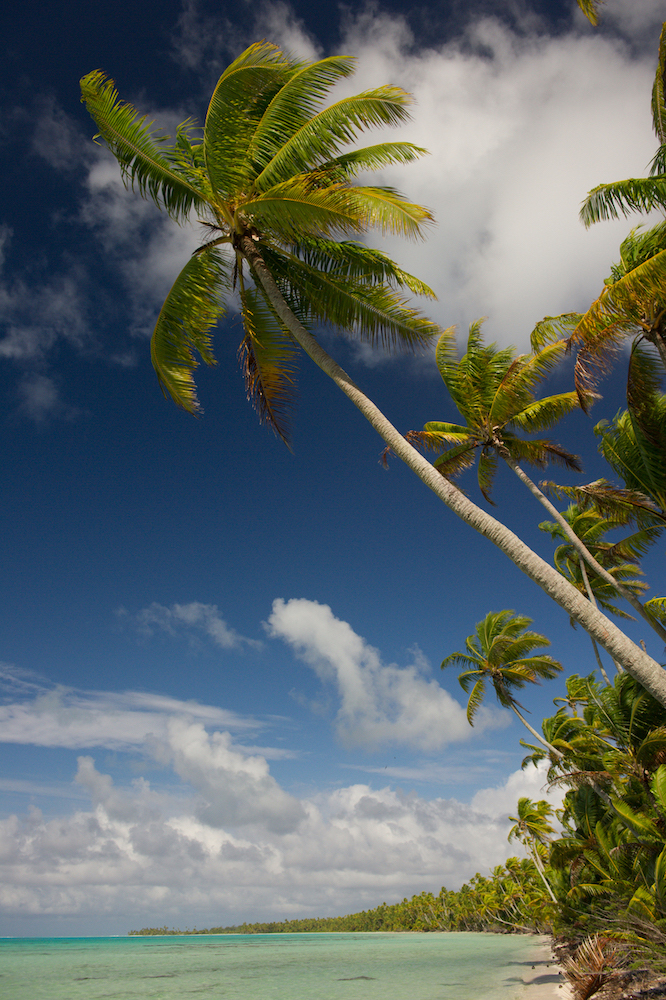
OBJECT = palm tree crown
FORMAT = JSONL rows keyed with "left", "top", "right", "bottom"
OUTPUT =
{"left": 405, "top": 321, "right": 584, "bottom": 503}
{"left": 441, "top": 609, "right": 562, "bottom": 725}
{"left": 80, "top": 43, "right": 440, "bottom": 443}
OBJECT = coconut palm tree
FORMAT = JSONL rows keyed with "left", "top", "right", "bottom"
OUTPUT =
{"left": 441, "top": 609, "right": 563, "bottom": 755}
{"left": 402, "top": 322, "right": 666, "bottom": 642}
{"left": 80, "top": 43, "right": 666, "bottom": 705}
{"left": 508, "top": 796, "right": 558, "bottom": 902}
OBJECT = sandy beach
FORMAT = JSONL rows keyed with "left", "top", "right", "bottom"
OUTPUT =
{"left": 518, "top": 936, "right": 570, "bottom": 1000}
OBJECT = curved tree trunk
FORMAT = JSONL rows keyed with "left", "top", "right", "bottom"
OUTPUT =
{"left": 503, "top": 456, "right": 666, "bottom": 646}
{"left": 242, "top": 238, "right": 666, "bottom": 710}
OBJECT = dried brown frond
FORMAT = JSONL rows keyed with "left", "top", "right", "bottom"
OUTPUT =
{"left": 562, "top": 934, "right": 626, "bottom": 1000}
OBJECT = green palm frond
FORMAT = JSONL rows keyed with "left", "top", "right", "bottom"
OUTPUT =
{"left": 530, "top": 314, "right": 582, "bottom": 352}
{"left": 242, "top": 179, "right": 371, "bottom": 239}
{"left": 254, "top": 86, "right": 415, "bottom": 190}
{"left": 508, "top": 392, "right": 583, "bottom": 434}
{"left": 477, "top": 451, "right": 498, "bottom": 503}
{"left": 538, "top": 479, "right": 666, "bottom": 526}
{"left": 286, "top": 238, "right": 436, "bottom": 297}
{"left": 150, "top": 248, "right": 230, "bottom": 413}
{"left": 79, "top": 70, "right": 207, "bottom": 221}
{"left": 502, "top": 434, "right": 582, "bottom": 472}
{"left": 431, "top": 443, "right": 478, "bottom": 479}
{"left": 203, "top": 41, "right": 295, "bottom": 197}
{"left": 581, "top": 177, "right": 666, "bottom": 226}
{"left": 237, "top": 278, "right": 299, "bottom": 444}
{"left": 246, "top": 56, "right": 356, "bottom": 175}
{"left": 261, "top": 244, "right": 440, "bottom": 351}
{"left": 645, "top": 597, "right": 666, "bottom": 625}
{"left": 576, "top": 0, "right": 604, "bottom": 25}
{"left": 652, "top": 22, "right": 666, "bottom": 144}
{"left": 571, "top": 250, "right": 666, "bottom": 401}
{"left": 320, "top": 142, "right": 428, "bottom": 178}
{"left": 465, "top": 677, "right": 486, "bottom": 724}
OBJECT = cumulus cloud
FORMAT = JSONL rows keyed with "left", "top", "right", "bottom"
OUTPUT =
{"left": 266, "top": 598, "right": 505, "bottom": 750}
{"left": 127, "top": 600, "right": 262, "bottom": 650}
{"left": 0, "top": 760, "right": 543, "bottom": 926}
{"left": 324, "top": 10, "right": 660, "bottom": 350}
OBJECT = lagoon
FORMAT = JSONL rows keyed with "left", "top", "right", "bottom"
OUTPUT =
{"left": 0, "top": 931, "right": 552, "bottom": 1000}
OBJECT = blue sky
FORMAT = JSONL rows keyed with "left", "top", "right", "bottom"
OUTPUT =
{"left": 0, "top": 0, "right": 664, "bottom": 936}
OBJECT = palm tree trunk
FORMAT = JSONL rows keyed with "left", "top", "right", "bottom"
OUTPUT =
{"left": 503, "top": 455, "right": 666, "bottom": 645}
{"left": 530, "top": 845, "right": 558, "bottom": 904}
{"left": 579, "top": 558, "right": 614, "bottom": 682}
{"left": 510, "top": 703, "right": 563, "bottom": 759}
{"left": 242, "top": 237, "right": 666, "bottom": 709}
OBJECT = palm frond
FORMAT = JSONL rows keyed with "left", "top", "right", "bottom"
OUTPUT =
{"left": 478, "top": 451, "right": 498, "bottom": 503}
{"left": 260, "top": 244, "right": 441, "bottom": 351}
{"left": 254, "top": 86, "right": 415, "bottom": 190}
{"left": 203, "top": 41, "right": 295, "bottom": 197}
{"left": 645, "top": 596, "right": 666, "bottom": 625}
{"left": 285, "top": 238, "right": 436, "bottom": 297}
{"left": 237, "top": 278, "right": 300, "bottom": 445}
{"left": 580, "top": 177, "right": 666, "bottom": 226}
{"left": 150, "top": 248, "right": 230, "bottom": 413}
{"left": 652, "top": 22, "right": 666, "bottom": 144}
{"left": 319, "top": 142, "right": 428, "bottom": 178}
{"left": 507, "top": 391, "right": 582, "bottom": 434}
{"left": 530, "top": 313, "right": 582, "bottom": 352}
{"left": 576, "top": 0, "right": 604, "bottom": 25}
{"left": 538, "top": 479, "right": 666, "bottom": 526}
{"left": 571, "top": 250, "right": 666, "bottom": 401}
{"left": 246, "top": 55, "right": 356, "bottom": 175}
{"left": 431, "top": 442, "right": 478, "bottom": 479}
{"left": 79, "top": 70, "right": 207, "bottom": 221}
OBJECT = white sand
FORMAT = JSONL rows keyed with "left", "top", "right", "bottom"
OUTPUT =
{"left": 518, "top": 936, "right": 573, "bottom": 1000}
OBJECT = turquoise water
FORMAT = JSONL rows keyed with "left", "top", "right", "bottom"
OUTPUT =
{"left": 0, "top": 931, "right": 543, "bottom": 1000}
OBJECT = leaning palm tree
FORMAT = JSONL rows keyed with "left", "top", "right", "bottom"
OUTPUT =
{"left": 441, "top": 609, "right": 563, "bottom": 755}
{"left": 80, "top": 43, "right": 666, "bottom": 706}
{"left": 401, "top": 322, "right": 666, "bottom": 642}
{"left": 81, "top": 44, "right": 440, "bottom": 443}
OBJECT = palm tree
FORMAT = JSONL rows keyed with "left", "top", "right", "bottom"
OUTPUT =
{"left": 441, "top": 609, "right": 563, "bottom": 755}
{"left": 80, "top": 43, "right": 666, "bottom": 706}
{"left": 539, "top": 503, "right": 658, "bottom": 681}
{"left": 402, "top": 322, "right": 666, "bottom": 642}
{"left": 508, "top": 796, "right": 558, "bottom": 902}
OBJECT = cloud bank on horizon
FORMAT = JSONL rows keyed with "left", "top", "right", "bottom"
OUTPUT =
{"left": 1, "top": 0, "right": 663, "bottom": 421}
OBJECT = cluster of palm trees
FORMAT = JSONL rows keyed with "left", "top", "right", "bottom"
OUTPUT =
{"left": 83, "top": 3, "right": 666, "bottom": 957}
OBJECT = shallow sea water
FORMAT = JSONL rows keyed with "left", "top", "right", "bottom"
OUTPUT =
{"left": 0, "top": 931, "right": 542, "bottom": 1000}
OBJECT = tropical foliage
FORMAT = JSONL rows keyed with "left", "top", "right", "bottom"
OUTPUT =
{"left": 81, "top": 44, "right": 440, "bottom": 444}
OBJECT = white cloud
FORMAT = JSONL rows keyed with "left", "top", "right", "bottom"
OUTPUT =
{"left": 266, "top": 598, "right": 505, "bottom": 750}
{"left": 128, "top": 600, "right": 262, "bottom": 650}
{"left": 330, "top": 11, "right": 660, "bottom": 350}
{"left": 0, "top": 683, "right": 261, "bottom": 751}
{"left": 15, "top": 374, "right": 79, "bottom": 424}
{"left": 471, "top": 759, "right": 561, "bottom": 820}
{"left": 0, "top": 760, "right": 541, "bottom": 925}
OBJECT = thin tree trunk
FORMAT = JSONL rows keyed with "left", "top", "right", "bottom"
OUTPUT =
{"left": 579, "top": 558, "right": 613, "bottom": 683}
{"left": 504, "top": 455, "right": 666, "bottom": 645}
{"left": 510, "top": 704, "right": 563, "bottom": 759}
{"left": 242, "top": 238, "right": 666, "bottom": 710}
{"left": 530, "top": 844, "right": 558, "bottom": 904}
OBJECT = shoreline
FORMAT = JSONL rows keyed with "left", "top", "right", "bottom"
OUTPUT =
{"left": 518, "top": 936, "right": 570, "bottom": 1000}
